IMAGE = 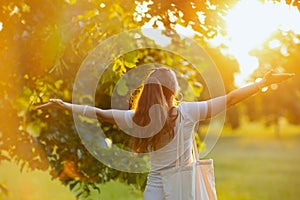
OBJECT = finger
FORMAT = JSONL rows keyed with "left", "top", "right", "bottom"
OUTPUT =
{"left": 288, "top": 73, "right": 296, "bottom": 77}
{"left": 50, "top": 99, "right": 58, "bottom": 102}
{"left": 284, "top": 73, "right": 295, "bottom": 78}
{"left": 50, "top": 99, "right": 63, "bottom": 104}
{"left": 265, "top": 70, "right": 274, "bottom": 78}
{"left": 34, "top": 102, "right": 53, "bottom": 110}
{"left": 271, "top": 73, "right": 295, "bottom": 84}
{"left": 284, "top": 73, "right": 295, "bottom": 80}
{"left": 272, "top": 73, "right": 295, "bottom": 78}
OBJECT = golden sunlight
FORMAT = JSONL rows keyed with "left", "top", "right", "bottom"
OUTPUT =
{"left": 212, "top": 0, "right": 300, "bottom": 86}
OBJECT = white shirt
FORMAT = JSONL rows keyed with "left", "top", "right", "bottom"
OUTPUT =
{"left": 124, "top": 101, "right": 208, "bottom": 187}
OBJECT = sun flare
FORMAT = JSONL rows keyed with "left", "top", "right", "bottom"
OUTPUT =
{"left": 212, "top": 0, "right": 300, "bottom": 86}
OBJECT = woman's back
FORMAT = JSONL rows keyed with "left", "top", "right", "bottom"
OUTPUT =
{"left": 125, "top": 101, "right": 208, "bottom": 187}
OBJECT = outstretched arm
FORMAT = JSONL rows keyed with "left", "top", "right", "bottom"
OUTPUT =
{"left": 204, "top": 71, "right": 295, "bottom": 119}
{"left": 35, "top": 99, "right": 128, "bottom": 125}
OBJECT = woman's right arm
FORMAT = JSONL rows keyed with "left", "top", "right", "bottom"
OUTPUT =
{"left": 35, "top": 99, "right": 129, "bottom": 126}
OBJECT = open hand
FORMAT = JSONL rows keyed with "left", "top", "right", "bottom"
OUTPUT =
{"left": 34, "top": 99, "right": 65, "bottom": 110}
{"left": 261, "top": 71, "right": 295, "bottom": 87}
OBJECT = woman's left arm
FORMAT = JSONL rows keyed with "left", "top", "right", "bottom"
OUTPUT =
{"left": 204, "top": 71, "right": 295, "bottom": 119}
{"left": 225, "top": 71, "right": 295, "bottom": 107}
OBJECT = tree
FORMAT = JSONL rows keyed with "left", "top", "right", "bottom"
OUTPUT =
{"left": 0, "top": 0, "right": 147, "bottom": 197}
{"left": 244, "top": 30, "right": 300, "bottom": 135}
{"left": 1, "top": 0, "right": 299, "bottom": 198}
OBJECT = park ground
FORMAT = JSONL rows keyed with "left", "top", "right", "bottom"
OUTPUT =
{"left": 0, "top": 121, "right": 299, "bottom": 200}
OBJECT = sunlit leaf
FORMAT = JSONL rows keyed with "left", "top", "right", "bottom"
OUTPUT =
{"left": 117, "top": 78, "right": 129, "bottom": 96}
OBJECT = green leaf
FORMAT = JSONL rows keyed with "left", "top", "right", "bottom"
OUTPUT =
{"left": 116, "top": 78, "right": 129, "bottom": 96}
{"left": 124, "top": 51, "right": 138, "bottom": 68}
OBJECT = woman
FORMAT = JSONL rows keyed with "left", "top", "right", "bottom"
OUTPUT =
{"left": 36, "top": 67, "right": 294, "bottom": 199}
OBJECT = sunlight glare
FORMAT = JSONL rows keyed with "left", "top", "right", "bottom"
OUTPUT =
{"left": 142, "top": 18, "right": 171, "bottom": 47}
{"left": 234, "top": 54, "right": 259, "bottom": 85}
{"left": 175, "top": 24, "right": 197, "bottom": 39}
{"left": 211, "top": 0, "right": 300, "bottom": 86}
{"left": 226, "top": 1, "right": 279, "bottom": 52}
{"left": 268, "top": 39, "right": 281, "bottom": 49}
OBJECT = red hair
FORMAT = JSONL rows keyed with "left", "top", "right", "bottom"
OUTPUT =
{"left": 130, "top": 68, "right": 179, "bottom": 152}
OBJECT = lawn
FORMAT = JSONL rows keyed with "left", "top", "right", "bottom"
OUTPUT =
{"left": 209, "top": 136, "right": 300, "bottom": 200}
{"left": 0, "top": 161, "right": 75, "bottom": 200}
{"left": 208, "top": 121, "right": 300, "bottom": 200}
{"left": 0, "top": 121, "right": 299, "bottom": 199}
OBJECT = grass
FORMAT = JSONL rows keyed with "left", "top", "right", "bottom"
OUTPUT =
{"left": 0, "top": 121, "right": 299, "bottom": 199}
{"left": 0, "top": 161, "right": 75, "bottom": 200}
{"left": 207, "top": 121, "right": 300, "bottom": 200}
{"left": 0, "top": 161, "right": 143, "bottom": 200}
{"left": 209, "top": 137, "right": 300, "bottom": 200}
{"left": 98, "top": 181, "right": 143, "bottom": 200}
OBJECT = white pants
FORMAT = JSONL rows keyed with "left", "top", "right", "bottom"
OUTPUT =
{"left": 143, "top": 185, "right": 165, "bottom": 200}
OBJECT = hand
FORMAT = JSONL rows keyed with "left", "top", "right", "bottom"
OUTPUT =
{"left": 34, "top": 99, "right": 65, "bottom": 110}
{"left": 260, "top": 71, "right": 295, "bottom": 87}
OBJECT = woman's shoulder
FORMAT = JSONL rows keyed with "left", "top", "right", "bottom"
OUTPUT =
{"left": 178, "top": 101, "right": 207, "bottom": 109}
{"left": 177, "top": 101, "right": 208, "bottom": 122}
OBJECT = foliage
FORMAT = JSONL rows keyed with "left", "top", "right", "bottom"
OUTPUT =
{"left": 0, "top": 0, "right": 218, "bottom": 198}
{"left": 0, "top": 0, "right": 299, "bottom": 199}
{"left": 135, "top": 0, "right": 240, "bottom": 41}
{"left": 245, "top": 31, "right": 300, "bottom": 130}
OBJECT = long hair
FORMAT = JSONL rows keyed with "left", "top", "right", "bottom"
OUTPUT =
{"left": 130, "top": 68, "right": 179, "bottom": 152}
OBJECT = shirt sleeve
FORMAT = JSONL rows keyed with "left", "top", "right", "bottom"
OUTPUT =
{"left": 179, "top": 101, "right": 208, "bottom": 123}
{"left": 123, "top": 109, "right": 135, "bottom": 128}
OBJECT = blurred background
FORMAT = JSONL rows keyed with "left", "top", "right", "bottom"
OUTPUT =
{"left": 0, "top": 0, "right": 299, "bottom": 199}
